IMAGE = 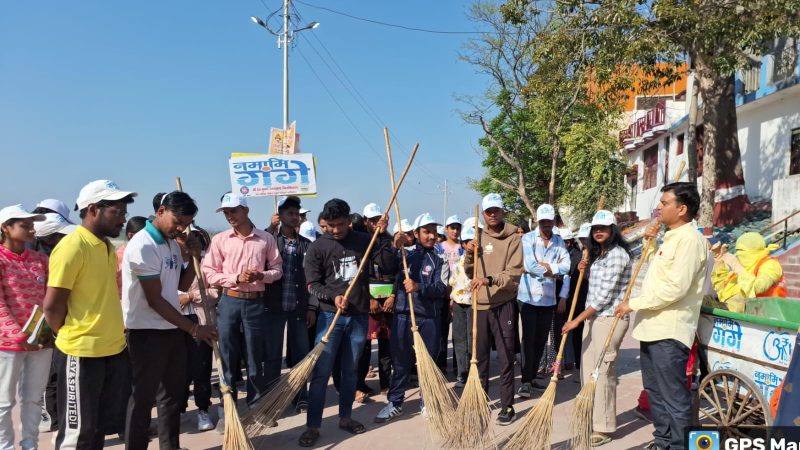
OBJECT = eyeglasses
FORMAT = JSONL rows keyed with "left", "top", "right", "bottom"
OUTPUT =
{"left": 101, "top": 206, "right": 128, "bottom": 219}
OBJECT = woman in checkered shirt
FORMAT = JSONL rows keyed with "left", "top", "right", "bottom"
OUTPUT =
{"left": 561, "top": 210, "right": 632, "bottom": 447}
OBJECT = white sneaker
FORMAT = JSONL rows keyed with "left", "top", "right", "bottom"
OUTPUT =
{"left": 39, "top": 412, "right": 52, "bottom": 433}
{"left": 420, "top": 405, "right": 429, "bottom": 419}
{"left": 214, "top": 405, "right": 225, "bottom": 435}
{"left": 373, "top": 403, "right": 403, "bottom": 423}
{"left": 197, "top": 410, "right": 214, "bottom": 431}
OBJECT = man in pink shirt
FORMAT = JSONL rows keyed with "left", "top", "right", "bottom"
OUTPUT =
{"left": 202, "top": 193, "right": 282, "bottom": 409}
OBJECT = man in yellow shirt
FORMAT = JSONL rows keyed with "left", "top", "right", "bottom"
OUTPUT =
{"left": 616, "top": 182, "right": 708, "bottom": 450}
{"left": 43, "top": 180, "right": 137, "bottom": 450}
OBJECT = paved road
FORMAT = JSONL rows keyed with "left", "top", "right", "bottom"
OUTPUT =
{"left": 35, "top": 329, "right": 655, "bottom": 450}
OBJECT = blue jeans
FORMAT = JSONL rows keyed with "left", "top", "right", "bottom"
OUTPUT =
{"left": 264, "top": 310, "right": 310, "bottom": 403}
{"left": 306, "top": 311, "right": 368, "bottom": 429}
{"left": 388, "top": 314, "right": 440, "bottom": 406}
{"left": 216, "top": 295, "right": 268, "bottom": 405}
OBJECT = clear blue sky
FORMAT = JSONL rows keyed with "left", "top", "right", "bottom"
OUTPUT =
{"left": 0, "top": 1, "right": 490, "bottom": 231}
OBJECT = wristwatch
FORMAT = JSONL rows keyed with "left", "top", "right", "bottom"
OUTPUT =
{"left": 487, "top": 276, "right": 494, "bottom": 287}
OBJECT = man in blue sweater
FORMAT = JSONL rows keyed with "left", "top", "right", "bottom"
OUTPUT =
{"left": 374, "top": 213, "right": 450, "bottom": 423}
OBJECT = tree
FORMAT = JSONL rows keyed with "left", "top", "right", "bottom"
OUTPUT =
{"left": 502, "top": 0, "right": 800, "bottom": 226}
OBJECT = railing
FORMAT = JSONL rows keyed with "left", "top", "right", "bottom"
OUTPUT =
{"left": 760, "top": 209, "right": 800, "bottom": 250}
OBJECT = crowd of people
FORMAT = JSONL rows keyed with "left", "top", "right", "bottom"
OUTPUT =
{"left": 0, "top": 179, "right": 790, "bottom": 450}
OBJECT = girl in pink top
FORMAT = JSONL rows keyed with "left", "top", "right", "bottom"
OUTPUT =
{"left": 0, "top": 205, "right": 53, "bottom": 450}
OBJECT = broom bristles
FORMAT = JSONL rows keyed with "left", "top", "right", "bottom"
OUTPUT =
{"left": 412, "top": 331, "right": 458, "bottom": 443}
{"left": 243, "top": 341, "right": 324, "bottom": 436}
{"left": 222, "top": 389, "right": 254, "bottom": 450}
{"left": 446, "top": 363, "right": 493, "bottom": 449}
{"left": 503, "top": 380, "right": 557, "bottom": 450}
{"left": 569, "top": 379, "right": 597, "bottom": 450}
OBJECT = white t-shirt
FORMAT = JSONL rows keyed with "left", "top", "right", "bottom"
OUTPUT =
{"left": 122, "top": 221, "right": 184, "bottom": 330}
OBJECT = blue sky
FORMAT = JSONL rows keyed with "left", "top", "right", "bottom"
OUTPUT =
{"left": 0, "top": 1, "right": 490, "bottom": 231}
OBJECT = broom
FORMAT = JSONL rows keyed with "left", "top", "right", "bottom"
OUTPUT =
{"left": 447, "top": 204, "right": 493, "bottom": 449}
{"left": 243, "top": 143, "right": 420, "bottom": 436}
{"left": 504, "top": 197, "right": 606, "bottom": 450}
{"left": 175, "top": 177, "right": 253, "bottom": 450}
{"left": 569, "top": 161, "right": 685, "bottom": 449}
{"left": 384, "top": 128, "right": 458, "bottom": 442}
{"left": 568, "top": 237, "right": 655, "bottom": 450}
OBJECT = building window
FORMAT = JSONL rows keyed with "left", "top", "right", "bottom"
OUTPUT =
{"left": 644, "top": 146, "right": 658, "bottom": 190}
{"left": 791, "top": 128, "right": 800, "bottom": 176}
{"left": 676, "top": 133, "right": 685, "bottom": 155}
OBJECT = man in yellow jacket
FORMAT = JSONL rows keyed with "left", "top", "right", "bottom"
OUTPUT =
{"left": 616, "top": 182, "right": 708, "bottom": 450}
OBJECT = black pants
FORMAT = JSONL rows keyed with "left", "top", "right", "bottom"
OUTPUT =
{"left": 519, "top": 302, "right": 554, "bottom": 384}
{"left": 183, "top": 315, "right": 213, "bottom": 413}
{"left": 451, "top": 303, "right": 471, "bottom": 381}
{"left": 641, "top": 339, "right": 692, "bottom": 450}
{"left": 477, "top": 301, "right": 516, "bottom": 407}
{"left": 126, "top": 329, "right": 187, "bottom": 450}
{"left": 436, "top": 300, "right": 451, "bottom": 372}
{"left": 44, "top": 348, "right": 61, "bottom": 430}
{"left": 357, "top": 336, "right": 392, "bottom": 391}
{"left": 55, "top": 349, "right": 130, "bottom": 450}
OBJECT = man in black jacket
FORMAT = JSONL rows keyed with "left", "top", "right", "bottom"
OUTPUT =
{"left": 263, "top": 196, "right": 316, "bottom": 413}
{"left": 299, "top": 199, "right": 390, "bottom": 447}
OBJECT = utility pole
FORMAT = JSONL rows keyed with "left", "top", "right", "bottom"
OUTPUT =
{"left": 686, "top": 63, "right": 700, "bottom": 183}
{"left": 438, "top": 179, "right": 452, "bottom": 221}
{"left": 282, "top": 0, "right": 290, "bottom": 130}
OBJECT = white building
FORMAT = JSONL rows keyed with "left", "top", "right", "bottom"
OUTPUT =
{"left": 620, "top": 40, "right": 800, "bottom": 225}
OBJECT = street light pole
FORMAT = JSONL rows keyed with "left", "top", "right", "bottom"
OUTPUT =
{"left": 282, "top": 0, "right": 290, "bottom": 130}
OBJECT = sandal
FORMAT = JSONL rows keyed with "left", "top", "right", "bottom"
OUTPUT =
{"left": 591, "top": 432, "right": 612, "bottom": 447}
{"left": 298, "top": 428, "right": 320, "bottom": 447}
{"left": 339, "top": 418, "right": 366, "bottom": 435}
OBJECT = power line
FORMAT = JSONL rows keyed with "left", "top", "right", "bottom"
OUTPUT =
{"left": 294, "top": 0, "right": 485, "bottom": 35}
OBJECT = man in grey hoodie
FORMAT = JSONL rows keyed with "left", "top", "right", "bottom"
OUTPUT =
{"left": 465, "top": 193, "right": 524, "bottom": 426}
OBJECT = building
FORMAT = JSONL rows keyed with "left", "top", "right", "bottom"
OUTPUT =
{"left": 619, "top": 38, "right": 800, "bottom": 226}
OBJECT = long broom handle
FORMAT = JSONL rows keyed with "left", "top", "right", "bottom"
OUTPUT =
{"left": 318, "top": 141, "right": 420, "bottom": 343}
{"left": 470, "top": 204, "right": 480, "bottom": 360}
{"left": 175, "top": 177, "right": 231, "bottom": 392}
{"left": 384, "top": 128, "right": 418, "bottom": 328}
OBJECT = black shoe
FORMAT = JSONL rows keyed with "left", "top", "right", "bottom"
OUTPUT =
{"left": 532, "top": 379, "right": 550, "bottom": 390}
{"left": 643, "top": 443, "right": 667, "bottom": 450}
{"left": 496, "top": 406, "right": 515, "bottom": 425}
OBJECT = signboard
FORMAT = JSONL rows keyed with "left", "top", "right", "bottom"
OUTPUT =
{"left": 697, "top": 314, "right": 794, "bottom": 401}
{"left": 269, "top": 122, "right": 300, "bottom": 154}
{"left": 619, "top": 100, "right": 667, "bottom": 145}
{"left": 229, "top": 153, "right": 316, "bottom": 197}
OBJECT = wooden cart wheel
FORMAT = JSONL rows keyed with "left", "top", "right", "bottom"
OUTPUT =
{"left": 697, "top": 369, "right": 772, "bottom": 437}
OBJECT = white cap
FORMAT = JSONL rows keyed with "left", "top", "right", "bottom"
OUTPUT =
{"left": 559, "top": 227, "right": 575, "bottom": 240}
{"left": 277, "top": 195, "right": 301, "bottom": 209}
{"left": 413, "top": 213, "right": 440, "bottom": 230}
{"left": 34, "top": 213, "right": 77, "bottom": 237}
{"left": 552, "top": 227, "right": 561, "bottom": 235}
{"left": 75, "top": 180, "right": 137, "bottom": 211}
{"left": 437, "top": 225, "right": 445, "bottom": 235}
{"left": 36, "top": 199, "right": 73, "bottom": 223}
{"left": 591, "top": 210, "right": 617, "bottom": 227}
{"left": 536, "top": 204, "right": 555, "bottom": 221}
{"left": 0, "top": 205, "right": 46, "bottom": 225}
{"left": 461, "top": 226, "right": 476, "bottom": 241}
{"left": 392, "top": 219, "right": 413, "bottom": 234}
{"left": 362, "top": 203, "right": 383, "bottom": 219}
{"left": 299, "top": 207, "right": 310, "bottom": 215}
{"left": 481, "top": 193, "right": 504, "bottom": 211}
{"left": 445, "top": 215, "right": 461, "bottom": 227}
{"left": 216, "top": 192, "right": 248, "bottom": 212}
{"left": 463, "top": 217, "right": 483, "bottom": 231}
{"left": 577, "top": 223, "right": 592, "bottom": 239}
{"left": 299, "top": 221, "right": 318, "bottom": 242}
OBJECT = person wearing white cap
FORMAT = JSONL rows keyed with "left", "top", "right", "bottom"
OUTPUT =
{"left": 374, "top": 213, "right": 449, "bottom": 424}
{"left": 42, "top": 179, "right": 137, "bottom": 449}
{"left": 263, "top": 196, "right": 317, "bottom": 414}
{"left": 516, "top": 203, "right": 571, "bottom": 399}
{"left": 202, "top": 192, "right": 282, "bottom": 411}
{"left": 32, "top": 199, "right": 73, "bottom": 224}
{"left": 557, "top": 227, "right": 589, "bottom": 373}
{"left": 449, "top": 222, "right": 476, "bottom": 388}
{"left": 433, "top": 214, "right": 462, "bottom": 373}
{"left": 120, "top": 191, "right": 215, "bottom": 450}
{"left": 299, "top": 207, "right": 310, "bottom": 224}
{"left": 355, "top": 204, "right": 398, "bottom": 402}
{"left": 560, "top": 210, "right": 633, "bottom": 447}
{"left": 32, "top": 213, "right": 77, "bottom": 256}
{"left": 464, "top": 194, "right": 523, "bottom": 425}
{"left": 0, "top": 205, "right": 50, "bottom": 450}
